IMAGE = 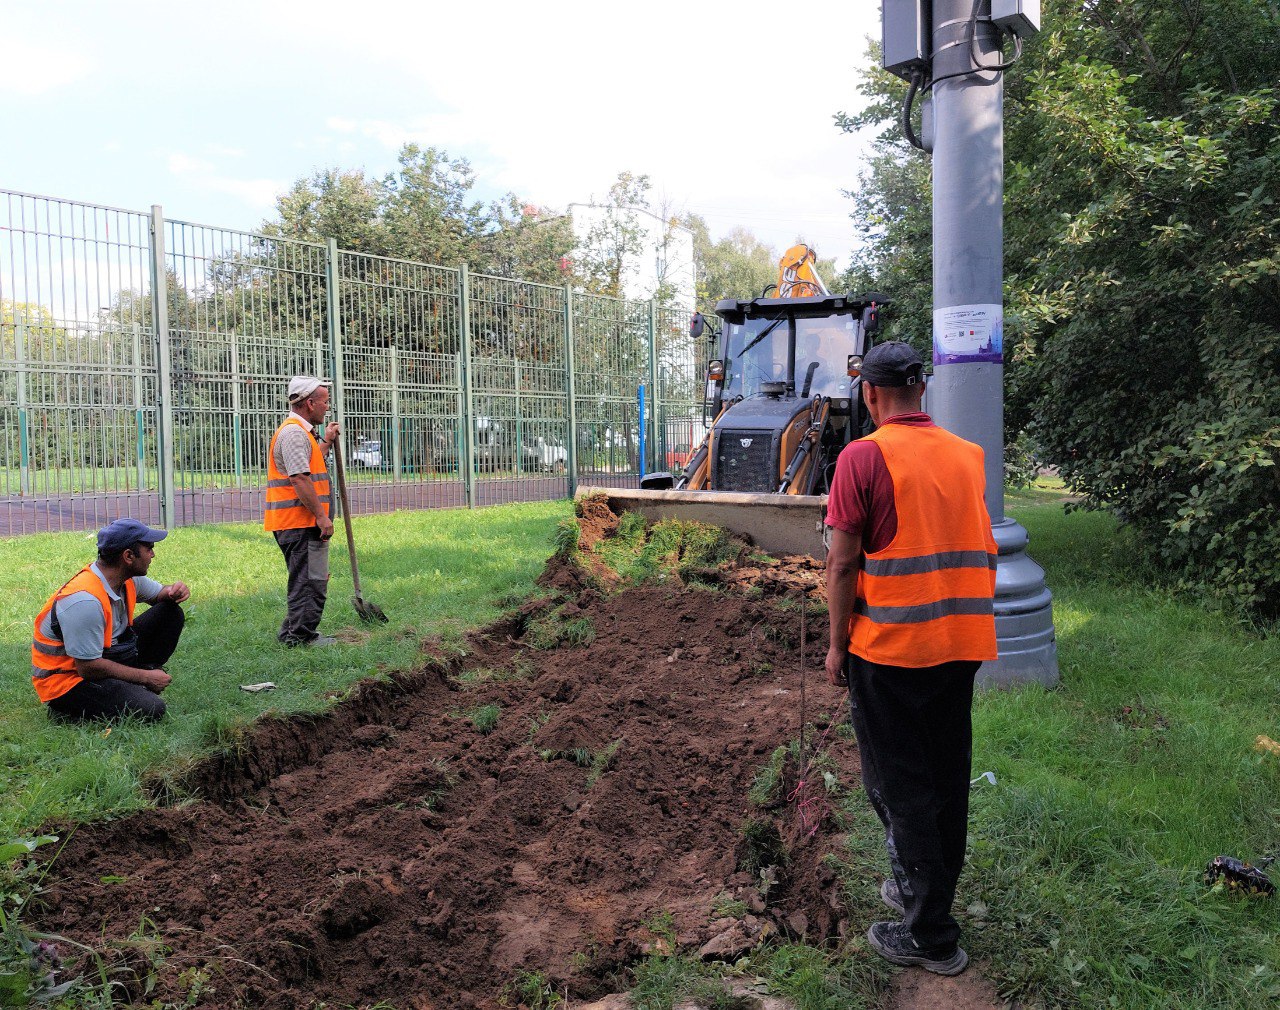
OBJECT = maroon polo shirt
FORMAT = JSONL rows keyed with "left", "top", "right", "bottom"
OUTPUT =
{"left": 824, "top": 412, "right": 936, "bottom": 553}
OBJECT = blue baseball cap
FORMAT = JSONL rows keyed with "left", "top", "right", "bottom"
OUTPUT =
{"left": 97, "top": 518, "right": 169, "bottom": 553}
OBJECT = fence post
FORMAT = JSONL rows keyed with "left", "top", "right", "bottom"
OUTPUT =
{"left": 149, "top": 205, "right": 176, "bottom": 527}
{"left": 390, "top": 344, "right": 402, "bottom": 481}
{"left": 15, "top": 323, "right": 30, "bottom": 496}
{"left": 459, "top": 263, "right": 476, "bottom": 507}
{"left": 514, "top": 357, "right": 522, "bottom": 476}
{"left": 229, "top": 335, "right": 243, "bottom": 488}
{"left": 564, "top": 284, "right": 578, "bottom": 497}
{"left": 648, "top": 299, "right": 660, "bottom": 473}
{"left": 131, "top": 322, "right": 145, "bottom": 492}
{"left": 325, "top": 238, "right": 346, "bottom": 517}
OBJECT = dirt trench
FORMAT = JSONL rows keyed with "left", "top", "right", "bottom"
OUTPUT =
{"left": 31, "top": 540, "right": 1004, "bottom": 1009}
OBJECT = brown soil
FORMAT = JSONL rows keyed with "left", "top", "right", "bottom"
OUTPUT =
{"left": 30, "top": 518, "right": 1004, "bottom": 1010}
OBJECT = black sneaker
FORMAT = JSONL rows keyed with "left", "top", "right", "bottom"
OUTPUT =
{"left": 880, "top": 878, "right": 906, "bottom": 916}
{"left": 866, "top": 921, "right": 968, "bottom": 976}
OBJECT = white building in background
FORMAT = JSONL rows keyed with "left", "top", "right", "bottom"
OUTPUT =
{"left": 568, "top": 203, "right": 696, "bottom": 311}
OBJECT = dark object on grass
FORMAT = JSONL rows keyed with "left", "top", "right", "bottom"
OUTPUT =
{"left": 331, "top": 444, "right": 389, "bottom": 625}
{"left": 1203, "top": 855, "right": 1275, "bottom": 896}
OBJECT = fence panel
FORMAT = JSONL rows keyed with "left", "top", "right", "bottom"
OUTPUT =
{"left": 0, "top": 192, "right": 161, "bottom": 534}
{"left": 655, "top": 302, "right": 706, "bottom": 478}
{"left": 163, "top": 220, "right": 330, "bottom": 526}
{"left": 336, "top": 251, "right": 465, "bottom": 511}
{"left": 570, "top": 292, "right": 651, "bottom": 489}
{"left": 469, "top": 274, "right": 570, "bottom": 506}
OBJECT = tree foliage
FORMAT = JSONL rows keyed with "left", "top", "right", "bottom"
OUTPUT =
{"left": 262, "top": 144, "right": 575, "bottom": 284}
{"left": 842, "top": 0, "right": 1280, "bottom": 619}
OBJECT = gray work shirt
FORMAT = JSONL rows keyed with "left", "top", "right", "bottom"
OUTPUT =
{"left": 274, "top": 411, "right": 319, "bottom": 476}
{"left": 38, "top": 563, "right": 163, "bottom": 661}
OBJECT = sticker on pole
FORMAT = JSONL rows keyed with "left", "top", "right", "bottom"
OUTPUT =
{"left": 932, "top": 304, "right": 1003, "bottom": 365}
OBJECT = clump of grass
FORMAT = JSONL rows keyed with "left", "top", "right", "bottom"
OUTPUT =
{"left": 586, "top": 739, "right": 622, "bottom": 787}
{"left": 525, "top": 607, "right": 596, "bottom": 650}
{"left": 749, "top": 745, "right": 791, "bottom": 808}
{"left": 590, "top": 514, "right": 749, "bottom": 588}
{"left": 421, "top": 758, "right": 458, "bottom": 810}
{"left": 630, "top": 911, "right": 755, "bottom": 1010}
{"left": 552, "top": 517, "right": 581, "bottom": 558}
{"left": 457, "top": 658, "right": 537, "bottom": 687}
{"left": 527, "top": 710, "right": 551, "bottom": 744}
{"left": 749, "top": 733, "right": 841, "bottom": 809}
{"left": 709, "top": 892, "right": 748, "bottom": 920}
{"left": 466, "top": 704, "right": 501, "bottom": 734}
{"left": 561, "top": 617, "right": 596, "bottom": 647}
{"left": 745, "top": 942, "right": 890, "bottom": 1009}
{"left": 738, "top": 818, "right": 786, "bottom": 876}
{"left": 500, "top": 967, "right": 563, "bottom": 1009}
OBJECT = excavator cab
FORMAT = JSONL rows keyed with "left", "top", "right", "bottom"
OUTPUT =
{"left": 668, "top": 291, "right": 887, "bottom": 497}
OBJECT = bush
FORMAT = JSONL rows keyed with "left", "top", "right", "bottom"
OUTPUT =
{"left": 1021, "top": 66, "right": 1280, "bottom": 621}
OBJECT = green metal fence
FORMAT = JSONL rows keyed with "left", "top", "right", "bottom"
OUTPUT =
{"left": 0, "top": 188, "right": 703, "bottom": 536}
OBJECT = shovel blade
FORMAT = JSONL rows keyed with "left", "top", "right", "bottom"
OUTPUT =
{"left": 354, "top": 595, "right": 389, "bottom": 624}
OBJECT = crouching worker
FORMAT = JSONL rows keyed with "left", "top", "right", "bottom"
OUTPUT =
{"left": 32, "top": 518, "right": 191, "bottom": 723}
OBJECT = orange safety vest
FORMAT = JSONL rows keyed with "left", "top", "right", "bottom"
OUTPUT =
{"left": 847, "top": 422, "right": 998, "bottom": 668}
{"left": 31, "top": 567, "right": 137, "bottom": 703}
{"left": 264, "top": 417, "right": 331, "bottom": 531}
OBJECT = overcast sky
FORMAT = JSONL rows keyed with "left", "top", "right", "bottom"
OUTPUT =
{"left": 2, "top": 1, "right": 882, "bottom": 270}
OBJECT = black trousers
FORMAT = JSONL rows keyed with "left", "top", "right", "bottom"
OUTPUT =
{"left": 274, "top": 526, "right": 330, "bottom": 645}
{"left": 845, "top": 653, "right": 980, "bottom": 951}
{"left": 46, "top": 601, "right": 186, "bottom": 723}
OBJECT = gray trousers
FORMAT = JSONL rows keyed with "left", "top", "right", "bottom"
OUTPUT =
{"left": 274, "top": 526, "right": 330, "bottom": 645}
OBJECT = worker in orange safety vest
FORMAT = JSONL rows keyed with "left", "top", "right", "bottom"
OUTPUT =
{"left": 265, "top": 375, "right": 339, "bottom": 647}
{"left": 32, "top": 518, "right": 190, "bottom": 722}
{"left": 824, "top": 340, "right": 997, "bottom": 977}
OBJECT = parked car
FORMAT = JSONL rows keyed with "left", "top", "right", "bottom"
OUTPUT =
{"left": 521, "top": 436, "right": 568, "bottom": 474}
{"left": 353, "top": 438, "right": 383, "bottom": 468}
{"left": 665, "top": 443, "right": 693, "bottom": 473}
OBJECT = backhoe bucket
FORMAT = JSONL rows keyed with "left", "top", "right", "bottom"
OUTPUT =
{"left": 578, "top": 487, "right": 828, "bottom": 559}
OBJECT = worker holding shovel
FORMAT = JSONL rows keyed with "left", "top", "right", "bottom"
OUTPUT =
{"left": 265, "top": 376, "right": 340, "bottom": 647}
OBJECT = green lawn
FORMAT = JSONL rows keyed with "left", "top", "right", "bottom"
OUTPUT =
{"left": 959, "top": 499, "right": 1280, "bottom": 1007}
{"left": 0, "top": 501, "right": 570, "bottom": 838}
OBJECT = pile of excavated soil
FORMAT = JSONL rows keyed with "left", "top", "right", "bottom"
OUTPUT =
{"left": 30, "top": 505, "right": 1004, "bottom": 1010}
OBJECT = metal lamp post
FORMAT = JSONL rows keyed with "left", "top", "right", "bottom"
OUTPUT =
{"left": 884, "top": 0, "right": 1059, "bottom": 687}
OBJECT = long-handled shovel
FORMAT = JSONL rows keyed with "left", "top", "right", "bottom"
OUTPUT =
{"left": 331, "top": 442, "right": 389, "bottom": 624}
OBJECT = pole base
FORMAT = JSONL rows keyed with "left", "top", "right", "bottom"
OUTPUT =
{"left": 981, "top": 517, "right": 1060, "bottom": 689}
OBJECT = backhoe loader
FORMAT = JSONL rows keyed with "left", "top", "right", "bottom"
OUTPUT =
{"left": 581, "top": 245, "right": 888, "bottom": 557}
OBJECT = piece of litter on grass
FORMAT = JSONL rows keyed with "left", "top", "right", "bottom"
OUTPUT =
{"left": 239, "top": 682, "right": 277, "bottom": 694}
{"left": 970, "top": 771, "right": 997, "bottom": 788}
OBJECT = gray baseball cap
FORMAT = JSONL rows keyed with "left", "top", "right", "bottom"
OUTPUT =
{"left": 860, "top": 341, "right": 925, "bottom": 387}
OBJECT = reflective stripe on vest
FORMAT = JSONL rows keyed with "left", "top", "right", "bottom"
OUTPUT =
{"left": 847, "top": 423, "right": 998, "bottom": 668}
{"left": 31, "top": 567, "right": 137, "bottom": 703}
{"left": 264, "top": 417, "right": 332, "bottom": 531}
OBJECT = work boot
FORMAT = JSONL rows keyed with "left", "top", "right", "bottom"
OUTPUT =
{"left": 307, "top": 635, "right": 337, "bottom": 648}
{"left": 880, "top": 878, "right": 906, "bottom": 916}
{"left": 866, "top": 921, "right": 968, "bottom": 976}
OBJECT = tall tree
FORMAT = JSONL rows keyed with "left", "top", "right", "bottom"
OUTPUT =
{"left": 572, "top": 171, "right": 655, "bottom": 299}
{"left": 839, "top": 0, "right": 1280, "bottom": 617}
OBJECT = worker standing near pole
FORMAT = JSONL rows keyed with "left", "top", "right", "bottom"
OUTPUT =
{"left": 265, "top": 376, "right": 339, "bottom": 647}
{"left": 823, "top": 340, "right": 997, "bottom": 975}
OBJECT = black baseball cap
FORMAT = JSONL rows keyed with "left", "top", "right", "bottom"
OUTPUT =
{"left": 860, "top": 341, "right": 925, "bottom": 387}
{"left": 97, "top": 518, "right": 169, "bottom": 553}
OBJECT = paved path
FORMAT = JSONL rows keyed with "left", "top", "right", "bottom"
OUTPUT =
{"left": 0, "top": 473, "right": 638, "bottom": 536}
